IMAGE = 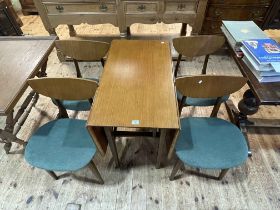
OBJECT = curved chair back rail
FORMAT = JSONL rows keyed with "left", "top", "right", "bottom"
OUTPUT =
{"left": 175, "top": 75, "right": 247, "bottom": 98}
{"left": 173, "top": 35, "right": 225, "bottom": 57}
{"left": 55, "top": 40, "right": 110, "bottom": 61}
{"left": 28, "top": 78, "right": 98, "bottom": 100}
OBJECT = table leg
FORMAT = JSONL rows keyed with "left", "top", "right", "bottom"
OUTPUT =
{"left": 156, "top": 129, "right": 167, "bottom": 169}
{"left": 3, "top": 111, "right": 14, "bottom": 153}
{"left": 0, "top": 110, "right": 26, "bottom": 154}
{"left": 68, "top": 25, "right": 76, "bottom": 37}
{"left": 104, "top": 127, "right": 120, "bottom": 167}
{"left": 126, "top": 27, "right": 131, "bottom": 39}
{"left": 13, "top": 91, "right": 38, "bottom": 135}
{"left": 180, "top": 23, "right": 187, "bottom": 36}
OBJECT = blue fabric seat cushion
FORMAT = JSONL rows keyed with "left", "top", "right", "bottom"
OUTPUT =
{"left": 175, "top": 117, "right": 248, "bottom": 169}
{"left": 177, "top": 91, "right": 229, "bottom": 106}
{"left": 60, "top": 100, "right": 91, "bottom": 111}
{"left": 56, "top": 77, "right": 98, "bottom": 111}
{"left": 25, "top": 119, "right": 96, "bottom": 171}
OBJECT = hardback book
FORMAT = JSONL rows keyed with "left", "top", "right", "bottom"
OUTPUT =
{"left": 240, "top": 46, "right": 276, "bottom": 71}
{"left": 221, "top": 25, "right": 241, "bottom": 51}
{"left": 243, "top": 57, "right": 280, "bottom": 83}
{"left": 222, "top": 21, "right": 267, "bottom": 43}
{"left": 243, "top": 55, "right": 280, "bottom": 77}
{"left": 242, "top": 38, "right": 280, "bottom": 65}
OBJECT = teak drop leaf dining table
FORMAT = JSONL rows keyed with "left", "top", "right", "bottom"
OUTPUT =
{"left": 87, "top": 40, "right": 180, "bottom": 168}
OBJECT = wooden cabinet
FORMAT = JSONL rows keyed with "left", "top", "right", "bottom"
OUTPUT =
{"left": 263, "top": 0, "right": 280, "bottom": 29}
{"left": 19, "top": 0, "right": 38, "bottom": 15}
{"left": 0, "top": 0, "right": 22, "bottom": 36}
{"left": 33, "top": 0, "right": 208, "bottom": 36}
{"left": 201, "top": 0, "right": 274, "bottom": 34}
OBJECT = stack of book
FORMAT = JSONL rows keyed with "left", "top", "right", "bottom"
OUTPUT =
{"left": 222, "top": 20, "right": 280, "bottom": 83}
{"left": 221, "top": 21, "right": 268, "bottom": 57}
{"left": 241, "top": 39, "right": 280, "bottom": 83}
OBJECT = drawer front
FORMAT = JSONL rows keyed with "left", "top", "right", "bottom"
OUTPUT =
{"left": 209, "top": 0, "right": 272, "bottom": 5}
{"left": 44, "top": 3, "right": 116, "bottom": 14}
{"left": 165, "top": 1, "right": 198, "bottom": 13}
{"left": 48, "top": 14, "right": 118, "bottom": 27}
{"left": 125, "top": 14, "right": 159, "bottom": 26}
{"left": 125, "top": 2, "right": 158, "bottom": 14}
{"left": 162, "top": 14, "right": 196, "bottom": 24}
{"left": 206, "top": 6, "right": 268, "bottom": 20}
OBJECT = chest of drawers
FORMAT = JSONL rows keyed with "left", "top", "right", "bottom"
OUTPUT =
{"left": 33, "top": 0, "right": 208, "bottom": 36}
{"left": 201, "top": 0, "right": 274, "bottom": 34}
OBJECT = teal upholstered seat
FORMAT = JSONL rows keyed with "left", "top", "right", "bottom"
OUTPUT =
{"left": 175, "top": 117, "right": 248, "bottom": 170}
{"left": 26, "top": 78, "right": 103, "bottom": 182}
{"left": 60, "top": 100, "right": 91, "bottom": 111}
{"left": 171, "top": 75, "right": 248, "bottom": 180}
{"left": 58, "top": 78, "right": 98, "bottom": 111}
{"left": 177, "top": 91, "right": 229, "bottom": 107}
{"left": 25, "top": 119, "right": 96, "bottom": 171}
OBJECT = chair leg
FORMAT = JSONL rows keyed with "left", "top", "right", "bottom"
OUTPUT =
{"left": 88, "top": 160, "right": 104, "bottom": 185}
{"left": 73, "top": 59, "right": 82, "bottom": 78}
{"left": 169, "top": 159, "right": 184, "bottom": 181}
{"left": 210, "top": 102, "right": 222, "bottom": 118}
{"left": 174, "top": 54, "right": 182, "bottom": 78}
{"left": 201, "top": 54, "right": 209, "bottom": 75}
{"left": 218, "top": 169, "right": 229, "bottom": 180}
{"left": 54, "top": 99, "right": 69, "bottom": 119}
{"left": 46, "top": 170, "right": 58, "bottom": 180}
{"left": 101, "top": 58, "right": 105, "bottom": 67}
{"left": 178, "top": 96, "right": 186, "bottom": 116}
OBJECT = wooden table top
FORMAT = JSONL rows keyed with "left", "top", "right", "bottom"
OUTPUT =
{"left": 87, "top": 40, "right": 179, "bottom": 129}
{"left": 227, "top": 31, "right": 280, "bottom": 105}
{"left": 0, "top": 36, "right": 56, "bottom": 115}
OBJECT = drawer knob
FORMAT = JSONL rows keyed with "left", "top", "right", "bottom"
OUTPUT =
{"left": 137, "top": 4, "right": 146, "bottom": 12}
{"left": 177, "top": 4, "right": 186, "bottom": 11}
{"left": 55, "top": 5, "right": 64, "bottom": 12}
{"left": 99, "top": 4, "right": 108, "bottom": 12}
{"left": 214, "top": 9, "right": 223, "bottom": 17}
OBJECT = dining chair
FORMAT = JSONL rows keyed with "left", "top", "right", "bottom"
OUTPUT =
{"left": 55, "top": 39, "right": 110, "bottom": 79}
{"left": 55, "top": 40, "right": 110, "bottom": 113}
{"left": 25, "top": 78, "right": 104, "bottom": 184}
{"left": 170, "top": 75, "right": 248, "bottom": 181}
{"left": 173, "top": 35, "right": 227, "bottom": 116}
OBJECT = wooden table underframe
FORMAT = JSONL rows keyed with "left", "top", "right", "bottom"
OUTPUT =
{"left": 87, "top": 40, "right": 180, "bottom": 168}
{"left": 0, "top": 36, "right": 56, "bottom": 153}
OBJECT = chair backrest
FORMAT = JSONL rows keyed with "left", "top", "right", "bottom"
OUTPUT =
{"left": 175, "top": 75, "right": 247, "bottom": 98}
{"left": 55, "top": 40, "right": 110, "bottom": 61}
{"left": 173, "top": 35, "right": 225, "bottom": 57}
{"left": 28, "top": 78, "right": 98, "bottom": 100}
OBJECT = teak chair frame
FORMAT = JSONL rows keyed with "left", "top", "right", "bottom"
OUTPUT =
{"left": 173, "top": 35, "right": 226, "bottom": 117}
{"left": 170, "top": 75, "right": 247, "bottom": 180}
{"left": 55, "top": 39, "right": 110, "bottom": 78}
{"left": 173, "top": 35, "right": 225, "bottom": 77}
{"left": 27, "top": 78, "right": 103, "bottom": 183}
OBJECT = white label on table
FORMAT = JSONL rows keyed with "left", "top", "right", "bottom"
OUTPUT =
{"left": 131, "top": 120, "right": 140, "bottom": 125}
